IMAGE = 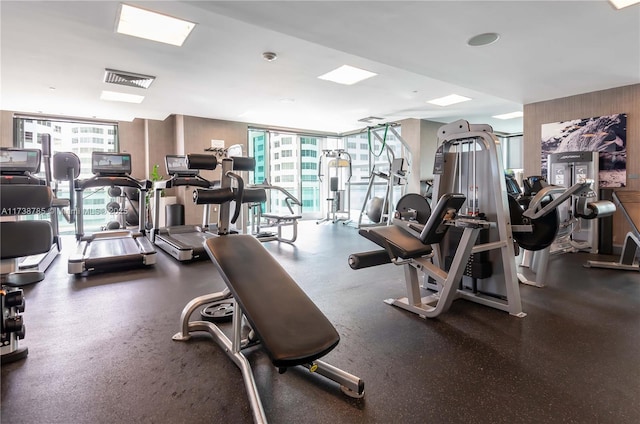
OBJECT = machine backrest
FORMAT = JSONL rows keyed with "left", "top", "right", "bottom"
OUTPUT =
{"left": 419, "top": 193, "right": 466, "bottom": 245}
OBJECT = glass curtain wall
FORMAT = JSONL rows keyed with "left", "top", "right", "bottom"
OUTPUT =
{"left": 13, "top": 117, "right": 119, "bottom": 234}
{"left": 248, "top": 125, "right": 409, "bottom": 223}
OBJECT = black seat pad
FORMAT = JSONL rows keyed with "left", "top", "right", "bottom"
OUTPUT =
{"left": 204, "top": 235, "right": 339, "bottom": 368}
{"left": 358, "top": 225, "right": 432, "bottom": 259}
{"left": 0, "top": 221, "right": 53, "bottom": 259}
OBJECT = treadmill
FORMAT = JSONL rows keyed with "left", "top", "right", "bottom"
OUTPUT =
{"left": 68, "top": 152, "right": 156, "bottom": 275}
{"left": 150, "top": 155, "right": 214, "bottom": 261}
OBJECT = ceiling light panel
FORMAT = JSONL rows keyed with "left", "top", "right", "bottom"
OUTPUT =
{"left": 609, "top": 0, "right": 640, "bottom": 9}
{"left": 116, "top": 4, "right": 196, "bottom": 47}
{"left": 100, "top": 90, "right": 144, "bottom": 103}
{"left": 493, "top": 111, "right": 524, "bottom": 120}
{"left": 318, "top": 65, "right": 377, "bottom": 85}
{"left": 427, "top": 94, "right": 472, "bottom": 106}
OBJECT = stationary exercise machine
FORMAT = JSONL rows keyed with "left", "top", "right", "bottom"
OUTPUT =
{"left": 1, "top": 183, "right": 54, "bottom": 363}
{"left": 547, "top": 151, "right": 602, "bottom": 252}
{"left": 585, "top": 191, "right": 640, "bottom": 271}
{"left": 1, "top": 143, "right": 79, "bottom": 275}
{"left": 357, "top": 125, "right": 409, "bottom": 228}
{"left": 317, "top": 149, "right": 352, "bottom": 224}
{"left": 150, "top": 155, "right": 214, "bottom": 261}
{"left": 350, "top": 120, "right": 526, "bottom": 317}
{"left": 174, "top": 155, "right": 364, "bottom": 423}
{"left": 514, "top": 152, "right": 616, "bottom": 286}
{"left": 68, "top": 152, "right": 156, "bottom": 275}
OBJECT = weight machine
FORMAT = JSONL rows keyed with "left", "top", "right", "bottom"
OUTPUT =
{"left": 350, "top": 120, "right": 526, "bottom": 317}
{"left": 515, "top": 151, "right": 616, "bottom": 287}
{"left": 357, "top": 124, "right": 410, "bottom": 228}
{"left": 317, "top": 149, "right": 352, "bottom": 224}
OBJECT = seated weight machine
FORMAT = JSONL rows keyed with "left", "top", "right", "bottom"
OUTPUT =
{"left": 173, "top": 155, "right": 364, "bottom": 423}
{"left": 350, "top": 120, "right": 526, "bottom": 318}
{"left": 317, "top": 149, "right": 352, "bottom": 224}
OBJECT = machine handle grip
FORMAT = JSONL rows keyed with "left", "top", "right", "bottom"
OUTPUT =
{"left": 226, "top": 171, "right": 244, "bottom": 224}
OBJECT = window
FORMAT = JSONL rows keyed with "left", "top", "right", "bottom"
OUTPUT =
{"left": 281, "top": 162, "right": 295, "bottom": 170}
{"left": 300, "top": 150, "right": 316, "bottom": 158}
{"left": 301, "top": 137, "right": 317, "bottom": 146}
{"left": 281, "top": 137, "right": 292, "bottom": 145}
{"left": 301, "top": 162, "right": 317, "bottom": 170}
{"left": 347, "top": 142, "right": 357, "bottom": 149}
{"left": 281, "top": 150, "right": 293, "bottom": 158}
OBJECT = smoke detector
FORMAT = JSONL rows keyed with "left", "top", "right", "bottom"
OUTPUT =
{"left": 104, "top": 69, "right": 156, "bottom": 89}
{"left": 262, "top": 52, "right": 278, "bottom": 62}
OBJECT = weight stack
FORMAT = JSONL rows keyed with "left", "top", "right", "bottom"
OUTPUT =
{"left": 444, "top": 225, "right": 493, "bottom": 280}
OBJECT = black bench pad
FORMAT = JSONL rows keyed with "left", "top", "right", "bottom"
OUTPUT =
{"left": 204, "top": 235, "right": 339, "bottom": 368}
{"left": 358, "top": 225, "right": 432, "bottom": 259}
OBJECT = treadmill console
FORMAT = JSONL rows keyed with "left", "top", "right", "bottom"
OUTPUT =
{"left": 0, "top": 148, "right": 41, "bottom": 174}
{"left": 92, "top": 152, "right": 132, "bottom": 176}
{"left": 166, "top": 155, "right": 198, "bottom": 177}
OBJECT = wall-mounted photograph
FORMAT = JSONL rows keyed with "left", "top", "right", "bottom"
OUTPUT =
{"left": 541, "top": 113, "right": 627, "bottom": 188}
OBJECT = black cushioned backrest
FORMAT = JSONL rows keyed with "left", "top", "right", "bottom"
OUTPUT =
{"left": 0, "top": 221, "right": 53, "bottom": 259}
{"left": 419, "top": 193, "right": 466, "bottom": 244}
{"left": 0, "top": 184, "right": 53, "bottom": 211}
{"left": 204, "top": 235, "right": 340, "bottom": 368}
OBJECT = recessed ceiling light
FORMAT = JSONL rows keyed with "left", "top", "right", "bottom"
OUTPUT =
{"left": 609, "top": 0, "right": 640, "bottom": 9}
{"left": 467, "top": 32, "right": 500, "bottom": 47}
{"left": 116, "top": 4, "right": 196, "bottom": 47}
{"left": 493, "top": 111, "right": 524, "bottom": 120}
{"left": 318, "top": 65, "right": 377, "bottom": 85}
{"left": 100, "top": 90, "right": 144, "bottom": 104}
{"left": 427, "top": 94, "right": 472, "bottom": 107}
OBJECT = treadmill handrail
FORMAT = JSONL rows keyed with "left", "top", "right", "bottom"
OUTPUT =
{"left": 155, "top": 174, "right": 211, "bottom": 190}
{"left": 76, "top": 175, "right": 151, "bottom": 191}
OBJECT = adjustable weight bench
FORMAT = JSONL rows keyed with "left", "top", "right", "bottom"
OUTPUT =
{"left": 173, "top": 156, "right": 363, "bottom": 424}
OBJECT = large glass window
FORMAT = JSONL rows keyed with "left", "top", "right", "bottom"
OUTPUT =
{"left": 13, "top": 117, "right": 119, "bottom": 234}
{"left": 248, "top": 125, "right": 410, "bottom": 223}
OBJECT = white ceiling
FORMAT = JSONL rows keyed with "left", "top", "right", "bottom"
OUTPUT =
{"left": 1, "top": 1, "right": 638, "bottom": 135}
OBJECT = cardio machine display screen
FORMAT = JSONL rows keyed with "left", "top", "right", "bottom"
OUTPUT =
{"left": 91, "top": 152, "right": 132, "bottom": 175}
{"left": 166, "top": 155, "right": 198, "bottom": 177}
{"left": 0, "top": 148, "right": 41, "bottom": 174}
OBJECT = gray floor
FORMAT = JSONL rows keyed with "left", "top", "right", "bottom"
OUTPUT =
{"left": 2, "top": 221, "right": 640, "bottom": 424}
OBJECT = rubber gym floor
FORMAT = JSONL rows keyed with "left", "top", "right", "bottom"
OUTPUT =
{"left": 2, "top": 221, "right": 639, "bottom": 424}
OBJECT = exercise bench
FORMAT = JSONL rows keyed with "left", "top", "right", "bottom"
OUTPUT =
{"left": 585, "top": 190, "right": 640, "bottom": 271}
{"left": 249, "top": 182, "right": 302, "bottom": 243}
{"left": 173, "top": 157, "right": 364, "bottom": 424}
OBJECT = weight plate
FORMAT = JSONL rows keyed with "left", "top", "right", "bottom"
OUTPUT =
{"left": 395, "top": 194, "right": 432, "bottom": 224}
{"left": 200, "top": 300, "right": 234, "bottom": 322}
{"left": 509, "top": 195, "right": 559, "bottom": 251}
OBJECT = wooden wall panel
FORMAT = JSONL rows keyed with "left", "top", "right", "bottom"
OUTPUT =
{"left": 118, "top": 119, "right": 145, "bottom": 179}
{"left": 523, "top": 83, "right": 640, "bottom": 245}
